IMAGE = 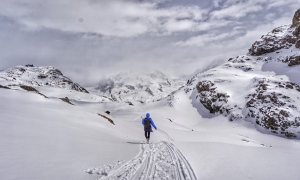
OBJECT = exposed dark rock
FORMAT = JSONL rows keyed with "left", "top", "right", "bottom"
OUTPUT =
{"left": 248, "top": 9, "right": 300, "bottom": 55}
{"left": 287, "top": 56, "right": 300, "bottom": 66}
{"left": 145, "top": 87, "right": 154, "bottom": 96}
{"left": 25, "top": 64, "right": 34, "bottom": 67}
{"left": 292, "top": 9, "right": 300, "bottom": 27}
{"left": 38, "top": 74, "right": 48, "bottom": 79}
{"left": 196, "top": 80, "right": 231, "bottom": 114}
{"left": 98, "top": 114, "right": 115, "bottom": 125}
{"left": 105, "top": 111, "right": 110, "bottom": 115}
{"left": 245, "top": 79, "right": 300, "bottom": 138}
{"left": 20, "top": 85, "right": 48, "bottom": 98}
{"left": 48, "top": 69, "right": 63, "bottom": 76}
{"left": 233, "top": 65, "right": 253, "bottom": 72}
{"left": 296, "top": 39, "right": 300, "bottom": 49}
{"left": 0, "top": 85, "right": 10, "bottom": 89}
{"left": 125, "top": 85, "right": 135, "bottom": 90}
{"left": 227, "top": 56, "right": 251, "bottom": 63}
{"left": 70, "top": 83, "right": 89, "bottom": 93}
{"left": 20, "top": 85, "right": 39, "bottom": 92}
{"left": 248, "top": 26, "right": 296, "bottom": 56}
{"left": 60, "top": 97, "right": 73, "bottom": 105}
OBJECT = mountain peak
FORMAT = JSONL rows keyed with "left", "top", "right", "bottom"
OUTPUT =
{"left": 248, "top": 9, "right": 300, "bottom": 56}
{"left": 292, "top": 8, "right": 300, "bottom": 27}
{"left": 0, "top": 65, "right": 89, "bottom": 93}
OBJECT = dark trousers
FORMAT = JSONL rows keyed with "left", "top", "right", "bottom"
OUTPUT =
{"left": 145, "top": 131, "right": 150, "bottom": 139}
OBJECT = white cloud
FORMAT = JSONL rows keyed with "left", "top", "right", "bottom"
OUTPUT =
{"left": 0, "top": 0, "right": 208, "bottom": 37}
{"left": 211, "top": 3, "right": 264, "bottom": 19}
{"left": 174, "top": 30, "right": 243, "bottom": 46}
{"left": 267, "top": 0, "right": 300, "bottom": 10}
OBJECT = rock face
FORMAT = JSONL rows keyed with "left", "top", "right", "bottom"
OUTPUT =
{"left": 196, "top": 80, "right": 231, "bottom": 114}
{"left": 245, "top": 79, "right": 300, "bottom": 138}
{"left": 249, "top": 9, "right": 300, "bottom": 56}
{"left": 248, "top": 25, "right": 297, "bottom": 56}
{"left": 0, "top": 65, "right": 89, "bottom": 93}
{"left": 292, "top": 9, "right": 300, "bottom": 27}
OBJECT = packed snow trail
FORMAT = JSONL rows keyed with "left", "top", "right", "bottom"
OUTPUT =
{"left": 88, "top": 141, "right": 196, "bottom": 180}
{"left": 107, "top": 141, "right": 196, "bottom": 180}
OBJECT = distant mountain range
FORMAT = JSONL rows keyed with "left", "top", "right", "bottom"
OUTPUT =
{"left": 89, "top": 69, "right": 185, "bottom": 104}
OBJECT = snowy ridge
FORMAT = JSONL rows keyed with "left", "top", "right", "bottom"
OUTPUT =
{"left": 92, "top": 69, "right": 185, "bottom": 104}
{"left": 187, "top": 9, "right": 300, "bottom": 138}
{"left": 0, "top": 65, "right": 89, "bottom": 93}
{"left": 249, "top": 9, "right": 300, "bottom": 56}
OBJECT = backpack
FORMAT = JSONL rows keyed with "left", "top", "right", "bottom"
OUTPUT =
{"left": 144, "top": 118, "right": 151, "bottom": 129}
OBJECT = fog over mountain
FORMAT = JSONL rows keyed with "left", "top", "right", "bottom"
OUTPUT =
{"left": 0, "top": 0, "right": 299, "bottom": 86}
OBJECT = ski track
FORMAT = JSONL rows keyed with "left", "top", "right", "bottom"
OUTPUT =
{"left": 95, "top": 141, "right": 196, "bottom": 180}
{"left": 87, "top": 130, "right": 196, "bottom": 180}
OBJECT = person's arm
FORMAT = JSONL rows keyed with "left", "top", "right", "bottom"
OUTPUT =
{"left": 142, "top": 118, "right": 145, "bottom": 125}
{"left": 150, "top": 119, "right": 157, "bottom": 130}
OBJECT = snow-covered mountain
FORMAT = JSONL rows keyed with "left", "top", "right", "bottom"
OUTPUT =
{"left": 90, "top": 69, "right": 185, "bottom": 104}
{"left": 186, "top": 9, "right": 300, "bottom": 138}
{"left": 0, "top": 64, "right": 89, "bottom": 93}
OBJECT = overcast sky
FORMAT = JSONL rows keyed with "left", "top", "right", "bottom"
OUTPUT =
{"left": 0, "top": 0, "right": 299, "bottom": 86}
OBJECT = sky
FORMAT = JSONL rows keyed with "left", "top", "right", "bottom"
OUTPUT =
{"left": 0, "top": 0, "right": 299, "bottom": 86}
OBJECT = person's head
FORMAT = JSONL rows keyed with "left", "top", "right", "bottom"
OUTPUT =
{"left": 146, "top": 113, "right": 150, "bottom": 118}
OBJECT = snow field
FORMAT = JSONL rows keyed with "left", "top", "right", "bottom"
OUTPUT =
{"left": 2, "top": 77, "right": 300, "bottom": 180}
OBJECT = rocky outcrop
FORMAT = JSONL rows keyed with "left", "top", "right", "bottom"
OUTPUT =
{"left": 284, "top": 56, "right": 300, "bottom": 66}
{"left": 248, "top": 25, "right": 297, "bottom": 56}
{"left": 292, "top": 9, "right": 300, "bottom": 27}
{"left": 196, "top": 80, "right": 231, "bottom": 114}
{"left": 60, "top": 97, "right": 74, "bottom": 105}
{"left": 248, "top": 9, "right": 300, "bottom": 56}
{"left": 20, "top": 85, "right": 48, "bottom": 98}
{"left": 245, "top": 79, "right": 300, "bottom": 138}
{"left": 0, "top": 84, "right": 10, "bottom": 89}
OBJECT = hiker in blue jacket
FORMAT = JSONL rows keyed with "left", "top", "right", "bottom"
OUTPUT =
{"left": 142, "top": 113, "right": 157, "bottom": 143}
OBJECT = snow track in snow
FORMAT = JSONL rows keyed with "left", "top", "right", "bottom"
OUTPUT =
{"left": 92, "top": 141, "right": 196, "bottom": 180}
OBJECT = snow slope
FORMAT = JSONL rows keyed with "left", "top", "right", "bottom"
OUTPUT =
{"left": 2, "top": 86, "right": 300, "bottom": 180}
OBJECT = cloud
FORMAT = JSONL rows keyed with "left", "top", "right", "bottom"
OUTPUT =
{"left": 0, "top": 0, "right": 208, "bottom": 37}
{"left": 174, "top": 30, "right": 243, "bottom": 46}
{"left": 211, "top": 3, "right": 264, "bottom": 19}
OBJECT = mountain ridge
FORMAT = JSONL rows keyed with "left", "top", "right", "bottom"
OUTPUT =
{"left": 187, "top": 8, "right": 300, "bottom": 138}
{"left": 0, "top": 64, "right": 89, "bottom": 93}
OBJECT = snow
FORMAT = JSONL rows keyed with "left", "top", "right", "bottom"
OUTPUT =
{"left": 1, "top": 85, "right": 300, "bottom": 179}
{"left": 262, "top": 61, "right": 300, "bottom": 85}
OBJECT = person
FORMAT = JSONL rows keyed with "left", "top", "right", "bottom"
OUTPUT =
{"left": 142, "top": 113, "right": 157, "bottom": 143}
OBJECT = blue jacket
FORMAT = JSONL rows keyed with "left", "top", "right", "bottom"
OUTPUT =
{"left": 142, "top": 117, "right": 157, "bottom": 131}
